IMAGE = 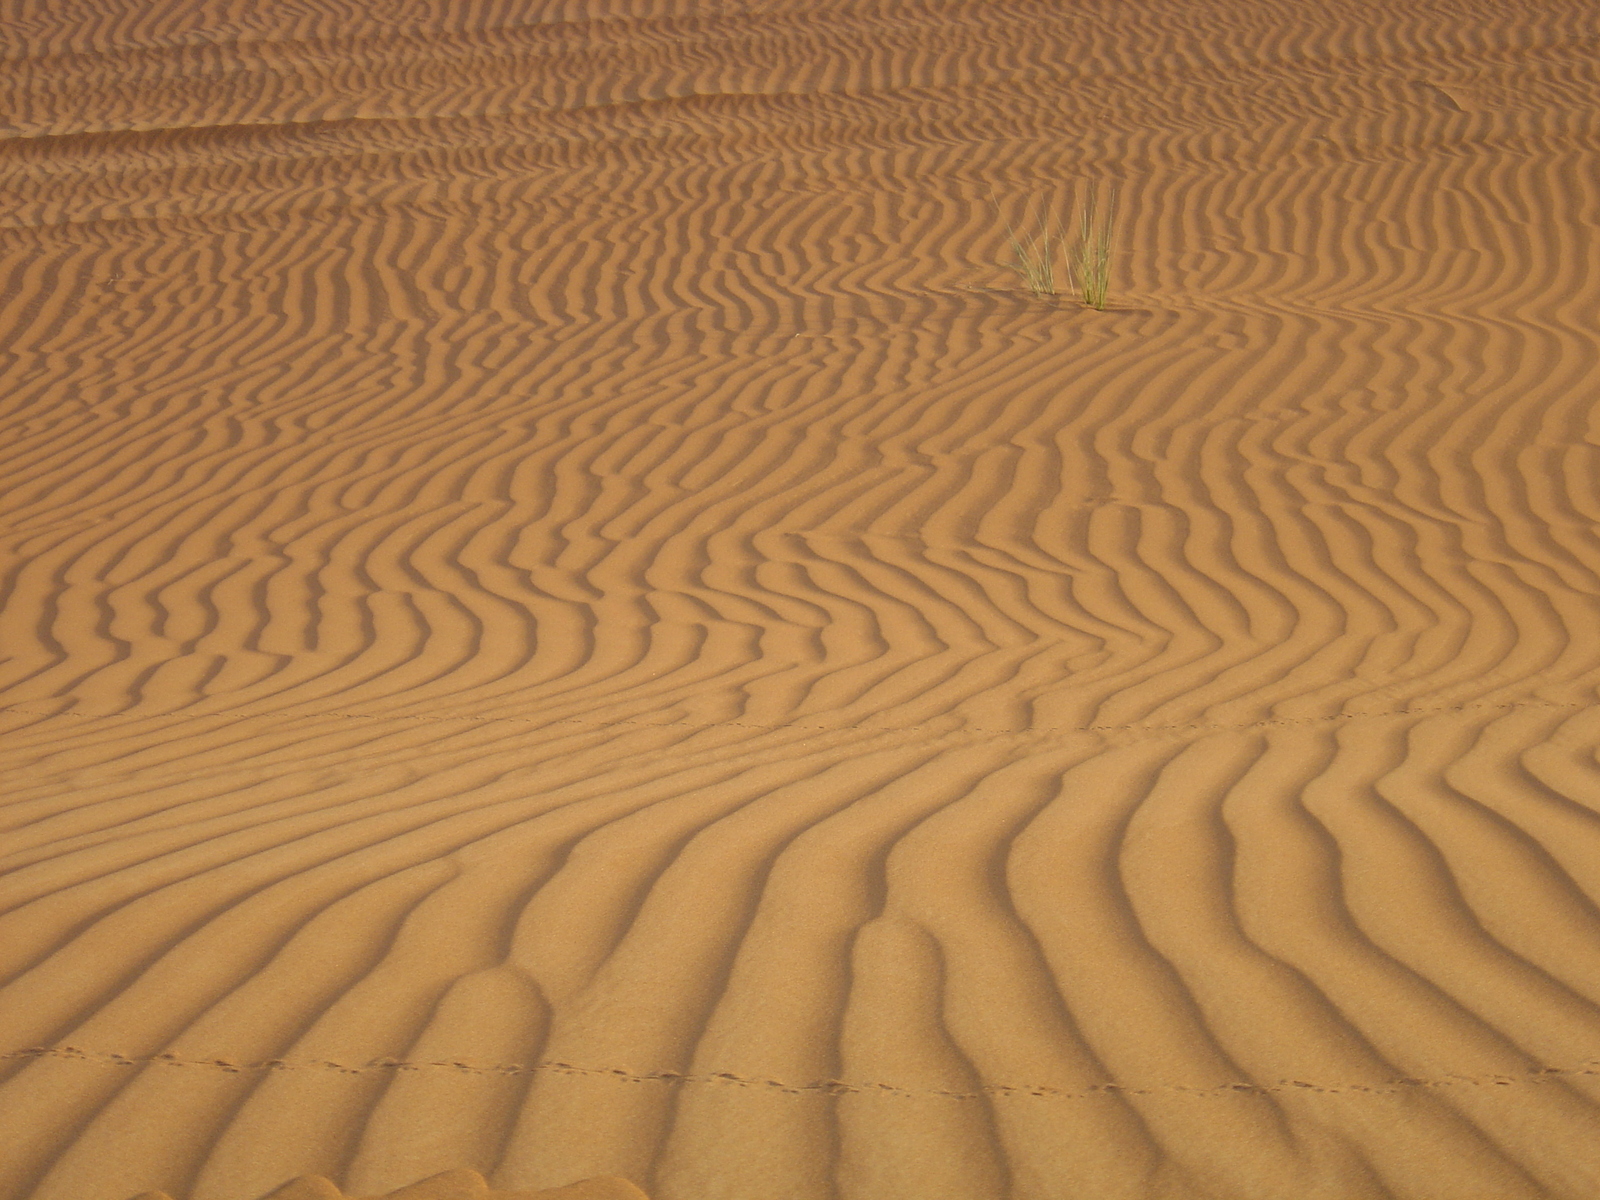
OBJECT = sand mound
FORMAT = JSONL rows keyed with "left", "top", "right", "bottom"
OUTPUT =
{"left": 5, "top": 0, "right": 1600, "bottom": 1197}
{"left": 129, "top": 1170, "right": 647, "bottom": 1200}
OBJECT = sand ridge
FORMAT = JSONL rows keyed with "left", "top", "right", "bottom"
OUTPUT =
{"left": 134, "top": 1170, "right": 646, "bottom": 1200}
{"left": 4, "top": 0, "right": 1600, "bottom": 1197}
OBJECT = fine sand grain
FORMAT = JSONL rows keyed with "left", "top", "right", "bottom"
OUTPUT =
{"left": 4, "top": 0, "right": 1600, "bottom": 1198}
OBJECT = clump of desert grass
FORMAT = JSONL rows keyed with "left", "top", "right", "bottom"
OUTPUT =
{"left": 1000, "top": 198, "right": 1063, "bottom": 299}
{"left": 1071, "top": 189, "right": 1116, "bottom": 310}
{"left": 997, "top": 187, "right": 1117, "bottom": 310}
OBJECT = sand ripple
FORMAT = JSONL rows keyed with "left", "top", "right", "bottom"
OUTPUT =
{"left": 4, "top": 0, "right": 1600, "bottom": 1197}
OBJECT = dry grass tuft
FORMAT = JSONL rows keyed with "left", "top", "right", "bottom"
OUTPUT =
{"left": 1072, "top": 188, "right": 1116, "bottom": 310}
{"left": 996, "top": 188, "right": 1117, "bottom": 309}
{"left": 1001, "top": 200, "right": 1062, "bottom": 298}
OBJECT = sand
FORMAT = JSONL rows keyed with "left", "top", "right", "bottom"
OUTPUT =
{"left": 135, "top": 1170, "right": 646, "bottom": 1200}
{"left": 3, "top": 0, "right": 1600, "bottom": 1197}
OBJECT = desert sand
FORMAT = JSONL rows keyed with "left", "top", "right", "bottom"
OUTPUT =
{"left": 4, "top": 0, "right": 1600, "bottom": 1197}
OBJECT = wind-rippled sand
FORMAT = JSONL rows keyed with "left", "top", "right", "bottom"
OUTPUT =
{"left": 4, "top": 0, "right": 1600, "bottom": 1197}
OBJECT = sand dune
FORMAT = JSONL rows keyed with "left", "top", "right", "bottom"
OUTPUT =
{"left": 5, "top": 0, "right": 1600, "bottom": 1197}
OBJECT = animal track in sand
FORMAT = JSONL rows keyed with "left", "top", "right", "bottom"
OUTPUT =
{"left": 10, "top": 1045, "right": 1600, "bottom": 1104}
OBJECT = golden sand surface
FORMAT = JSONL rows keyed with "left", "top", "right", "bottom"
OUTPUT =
{"left": 4, "top": 0, "right": 1600, "bottom": 1197}
{"left": 134, "top": 1169, "right": 647, "bottom": 1200}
